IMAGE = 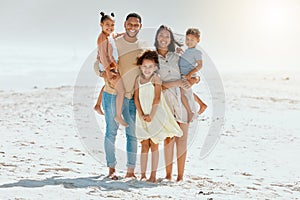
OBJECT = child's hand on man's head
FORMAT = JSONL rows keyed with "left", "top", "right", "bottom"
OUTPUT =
{"left": 112, "top": 32, "right": 125, "bottom": 39}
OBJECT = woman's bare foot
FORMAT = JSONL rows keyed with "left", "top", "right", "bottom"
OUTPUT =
{"left": 198, "top": 103, "right": 207, "bottom": 115}
{"left": 114, "top": 116, "right": 128, "bottom": 127}
{"left": 94, "top": 104, "right": 104, "bottom": 115}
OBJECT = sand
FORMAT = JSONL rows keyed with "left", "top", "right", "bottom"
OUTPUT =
{"left": 0, "top": 69, "right": 299, "bottom": 199}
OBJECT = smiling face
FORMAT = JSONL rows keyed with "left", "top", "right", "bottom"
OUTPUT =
{"left": 140, "top": 59, "right": 157, "bottom": 79}
{"left": 185, "top": 34, "right": 200, "bottom": 48}
{"left": 100, "top": 18, "right": 115, "bottom": 36}
{"left": 156, "top": 29, "right": 171, "bottom": 51}
{"left": 124, "top": 17, "right": 142, "bottom": 38}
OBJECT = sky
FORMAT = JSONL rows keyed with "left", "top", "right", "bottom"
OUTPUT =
{"left": 1, "top": 0, "right": 300, "bottom": 70}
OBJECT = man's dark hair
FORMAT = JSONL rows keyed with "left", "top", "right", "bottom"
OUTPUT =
{"left": 126, "top": 13, "right": 142, "bottom": 23}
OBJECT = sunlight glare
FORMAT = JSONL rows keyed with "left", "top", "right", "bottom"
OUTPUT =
{"left": 264, "top": 4, "right": 284, "bottom": 26}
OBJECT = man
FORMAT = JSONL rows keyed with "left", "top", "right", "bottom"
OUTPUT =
{"left": 100, "top": 13, "right": 145, "bottom": 179}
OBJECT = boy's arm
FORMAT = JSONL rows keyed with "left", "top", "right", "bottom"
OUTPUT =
{"left": 134, "top": 77, "right": 144, "bottom": 118}
{"left": 186, "top": 60, "right": 202, "bottom": 79}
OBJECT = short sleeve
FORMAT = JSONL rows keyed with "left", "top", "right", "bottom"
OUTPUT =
{"left": 152, "top": 73, "right": 162, "bottom": 85}
{"left": 195, "top": 49, "right": 203, "bottom": 61}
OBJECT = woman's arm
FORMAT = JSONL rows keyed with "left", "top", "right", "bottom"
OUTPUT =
{"left": 161, "top": 79, "right": 183, "bottom": 90}
{"left": 186, "top": 60, "right": 202, "bottom": 80}
{"left": 134, "top": 77, "right": 144, "bottom": 118}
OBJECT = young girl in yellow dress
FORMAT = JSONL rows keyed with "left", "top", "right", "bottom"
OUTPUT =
{"left": 134, "top": 50, "right": 183, "bottom": 182}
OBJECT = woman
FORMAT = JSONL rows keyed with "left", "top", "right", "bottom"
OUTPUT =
{"left": 154, "top": 25, "right": 198, "bottom": 181}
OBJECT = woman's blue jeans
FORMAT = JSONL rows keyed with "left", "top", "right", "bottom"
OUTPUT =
{"left": 102, "top": 91, "right": 137, "bottom": 169}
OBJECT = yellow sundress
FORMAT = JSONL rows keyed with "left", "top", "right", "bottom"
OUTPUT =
{"left": 135, "top": 76, "right": 183, "bottom": 144}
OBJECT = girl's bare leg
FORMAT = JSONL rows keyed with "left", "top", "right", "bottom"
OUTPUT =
{"left": 94, "top": 86, "right": 105, "bottom": 115}
{"left": 148, "top": 140, "right": 159, "bottom": 182}
{"left": 175, "top": 123, "right": 189, "bottom": 181}
{"left": 193, "top": 93, "right": 207, "bottom": 114}
{"left": 113, "top": 76, "right": 128, "bottom": 126}
{"left": 164, "top": 137, "right": 175, "bottom": 180}
{"left": 140, "top": 140, "right": 150, "bottom": 180}
{"left": 180, "top": 88, "right": 194, "bottom": 123}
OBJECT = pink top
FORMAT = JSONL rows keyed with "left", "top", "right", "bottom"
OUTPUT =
{"left": 97, "top": 32, "right": 117, "bottom": 69}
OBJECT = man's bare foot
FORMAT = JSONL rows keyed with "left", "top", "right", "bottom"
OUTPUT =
{"left": 140, "top": 175, "right": 147, "bottom": 181}
{"left": 107, "top": 173, "right": 118, "bottom": 180}
{"left": 147, "top": 176, "right": 156, "bottom": 183}
{"left": 187, "top": 111, "right": 194, "bottom": 123}
{"left": 114, "top": 116, "right": 128, "bottom": 127}
{"left": 107, "top": 167, "right": 118, "bottom": 180}
{"left": 198, "top": 103, "right": 207, "bottom": 115}
{"left": 94, "top": 104, "right": 104, "bottom": 115}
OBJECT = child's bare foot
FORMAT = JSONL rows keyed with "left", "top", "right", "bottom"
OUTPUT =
{"left": 140, "top": 175, "right": 147, "bottom": 181}
{"left": 198, "top": 103, "right": 207, "bottom": 115}
{"left": 176, "top": 176, "right": 183, "bottom": 182}
{"left": 147, "top": 176, "right": 156, "bottom": 183}
{"left": 187, "top": 111, "right": 194, "bottom": 123}
{"left": 165, "top": 174, "right": 172, "bottom": 181}
{"left": 94, "top": 104, "right": 104, "bottom": 115}
{"left": 114, "top": 116, "right": 128, "bottom": 127}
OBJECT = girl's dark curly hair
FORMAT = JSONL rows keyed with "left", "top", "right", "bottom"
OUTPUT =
{"left": 100, "top": 11, "right": 115, "bottom": 23}
{"left": 136, "top": 50, "right": 159, "bottom": 69}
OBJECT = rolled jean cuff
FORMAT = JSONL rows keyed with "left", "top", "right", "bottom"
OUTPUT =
{"left": 126, "top": 163, "right": 135, "bottom": 169}
{"left": 107, "top": 161, "right": 117, "bottom": 168}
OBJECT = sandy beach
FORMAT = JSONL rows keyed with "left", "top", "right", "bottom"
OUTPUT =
{"left": 2, "top": 0, "right": 300, "bottom": 198}
{"left": 0, "top": 69, "right": 299, "bottom": 199}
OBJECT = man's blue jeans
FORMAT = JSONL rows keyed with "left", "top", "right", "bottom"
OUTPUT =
{"left": 102, "top": 91, "right": 137, "bottom": 169}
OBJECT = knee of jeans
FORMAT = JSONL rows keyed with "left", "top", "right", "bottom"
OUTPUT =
{"left": 105, "top": 129, "right": 118, "bottom": 140}
{"left": 106, "top": 121, "right": 118, "bottom": 131}
{"left": 105, "top": 115, "right": 118, "bottom": 130}
{"left": 126, "top": 133, "right": 137, "bottom": 142}
{"left": 105, "top": 128, "right": 118, "bottom": 142}
{"left": 125, "top": 118, "right": 135, "bottom": 129}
